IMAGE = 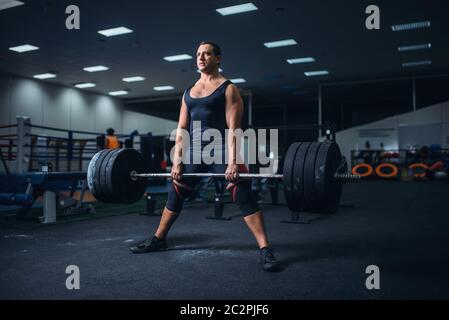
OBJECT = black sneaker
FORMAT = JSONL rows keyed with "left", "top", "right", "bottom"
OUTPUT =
{"left": 130, "top": 236, "right": 168, "bottom": 254}
{"left": 259, "top": 247, "right": 280, "bottom": 272}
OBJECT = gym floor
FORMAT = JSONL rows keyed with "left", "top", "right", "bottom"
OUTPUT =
{"left": 1, "top": 180, "right": 448, "bottom": 300}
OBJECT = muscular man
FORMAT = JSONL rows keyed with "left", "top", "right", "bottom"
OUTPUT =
{"left": 130, "top": 41, "right": 279, "bottom": 272}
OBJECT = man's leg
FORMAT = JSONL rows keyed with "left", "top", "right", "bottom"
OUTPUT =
{"left": 130, "top": 163, "right": 202, "bottom": 254}
{"left": 243, "top": 210, "right": 269, "bottom": 249}
{"left": 241, "top": 208, "right": 279, "bottom": 272}
{"left": 154, "top": 163, "right": 203, "bottom": 240}
{"left": 155, "top": 207, "right": 180, "bottom": 240}
{"left": 224, "top": 164, "right": 280, "bottom": 271}
{"left": 130, "top": 206, "right": 182, "bottom": 253}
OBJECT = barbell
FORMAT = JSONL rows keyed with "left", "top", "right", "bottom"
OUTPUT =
{"left": 87, "top": 141, "right": 360, "bottom": 213}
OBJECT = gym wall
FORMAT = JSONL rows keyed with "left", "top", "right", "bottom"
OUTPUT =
{"left": 336, "top": 100, "right": 449, "bottom": 162}
{"left": 122, "top": 110, "right": 177, "bottom": 136}
{"left": 0, "top": 73, "right": 177, "bottom": 137}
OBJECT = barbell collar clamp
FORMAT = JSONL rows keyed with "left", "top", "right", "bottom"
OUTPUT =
{"left": 334, "top": 173, "right": 362, "bottom": 183}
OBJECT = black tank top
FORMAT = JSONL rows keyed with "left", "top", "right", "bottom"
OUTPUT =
{"left": 184, "top": 80, "right": 231, "bottom": 148}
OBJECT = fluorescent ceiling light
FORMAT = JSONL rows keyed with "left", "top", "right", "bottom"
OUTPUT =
{"left": 122, "top": 76, "right": 145, "bottom": 82}
{"left": 391, "top": 21, "right": 431, "bottom": 31}
{"left": 304, "top": 70, "right": 329, "bottom": 77}
{"left": 153, "top": 86, "right": 174, "bottom": 91}
{"left": 109, "top": 90, "right": 128, "bottom": 96}
{"left": 216, "top": 3, "right": 258, "bottom": 16}
{"left": 75, "top": 83, "right": 96, "bottom": 88}
{"left": 98, "top": 26, "right": 133, "bottom": 37}
{"left": 264, "top": 39, "right": 297, "bottom": 48}
{"left": 83, "top": 65, "right": 109, "bottom": 72}
{"left": 33, "top": 73, "right": 56, "bottom": 79}
{"left": 163, "top": 54, "right": 192, "bottom": 62}
{"left": 402, "top": 61, "right": 432, "bottom": 68}
{"left": 230, "top": 78, "right": 246, "bottom": 84}
{"left": 287, "top": 57, "right": 315, "bottom": 64}
{"left": 398, "top": 43, "right": 431, "bottom": 52}
{"left": 0, "top": 0, "right": 24, "bottom": 11}
{"left": 9, "top": 44, "right": 39, "bottom": 53}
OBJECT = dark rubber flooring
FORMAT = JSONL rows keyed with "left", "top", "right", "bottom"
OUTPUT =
{"left": 1, "top": 180, "right": 449, "bottom": 299}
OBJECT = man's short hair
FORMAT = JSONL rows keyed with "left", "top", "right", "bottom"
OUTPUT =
{"left": 199, "top": 41, "right": 222, "bottom": 57}
{"left": 107, "top": 128, "right": 115, "bottom": 135}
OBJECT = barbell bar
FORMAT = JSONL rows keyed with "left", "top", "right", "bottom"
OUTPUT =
{"left": 131, "top": 172, "right": 284, "bottom": 180}
{"left": 130, "top": 172, "right": 359, "bottom": 181}
{"left": 87, "top": 141, "right": 360, "bottom": 213}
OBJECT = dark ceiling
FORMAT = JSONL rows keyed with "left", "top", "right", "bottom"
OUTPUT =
{"left": 1, "top": 0, "right": 448, "bottom": 103}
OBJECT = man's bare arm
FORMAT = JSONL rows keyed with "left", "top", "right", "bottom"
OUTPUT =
{"left": 171, "top": 95, "right": 189, "bottom": 180}
{"left": 225, "top": 84, "right": 244, "bottom": 177}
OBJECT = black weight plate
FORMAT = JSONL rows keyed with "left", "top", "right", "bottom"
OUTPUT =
{"left": 87, "top": 149, "right": 114, "bottom": 203}
{"left": 324, "top": 143, "right": 342, "bottom": 213}
{"left": 292, "top": 142, "right": 312, "bottom": 212}
{"left": 282, "top": 142, "right": 301, "bottom": 212}
{"left": 104, "top": 148, "right": 129, "bottom": 201}
{"left": 99, "top": 149, "right": 120, "bottom": 203}
{"left": 94, "top": 149, "right": 115, "bottom": 203}
{"left": 314, "top": 141, "right": 342, "bottom": 213}
{"left": 314, "top": 141, "right": 331, "bottom": 209}
{"left": 303, "top": 142, "right": 321, "bottom": 211}
{"left": 87, "top": 150, "right": 103, "bottom": 199}
{"left": 105, "top": 148, "right": 147, "bottom": 204}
